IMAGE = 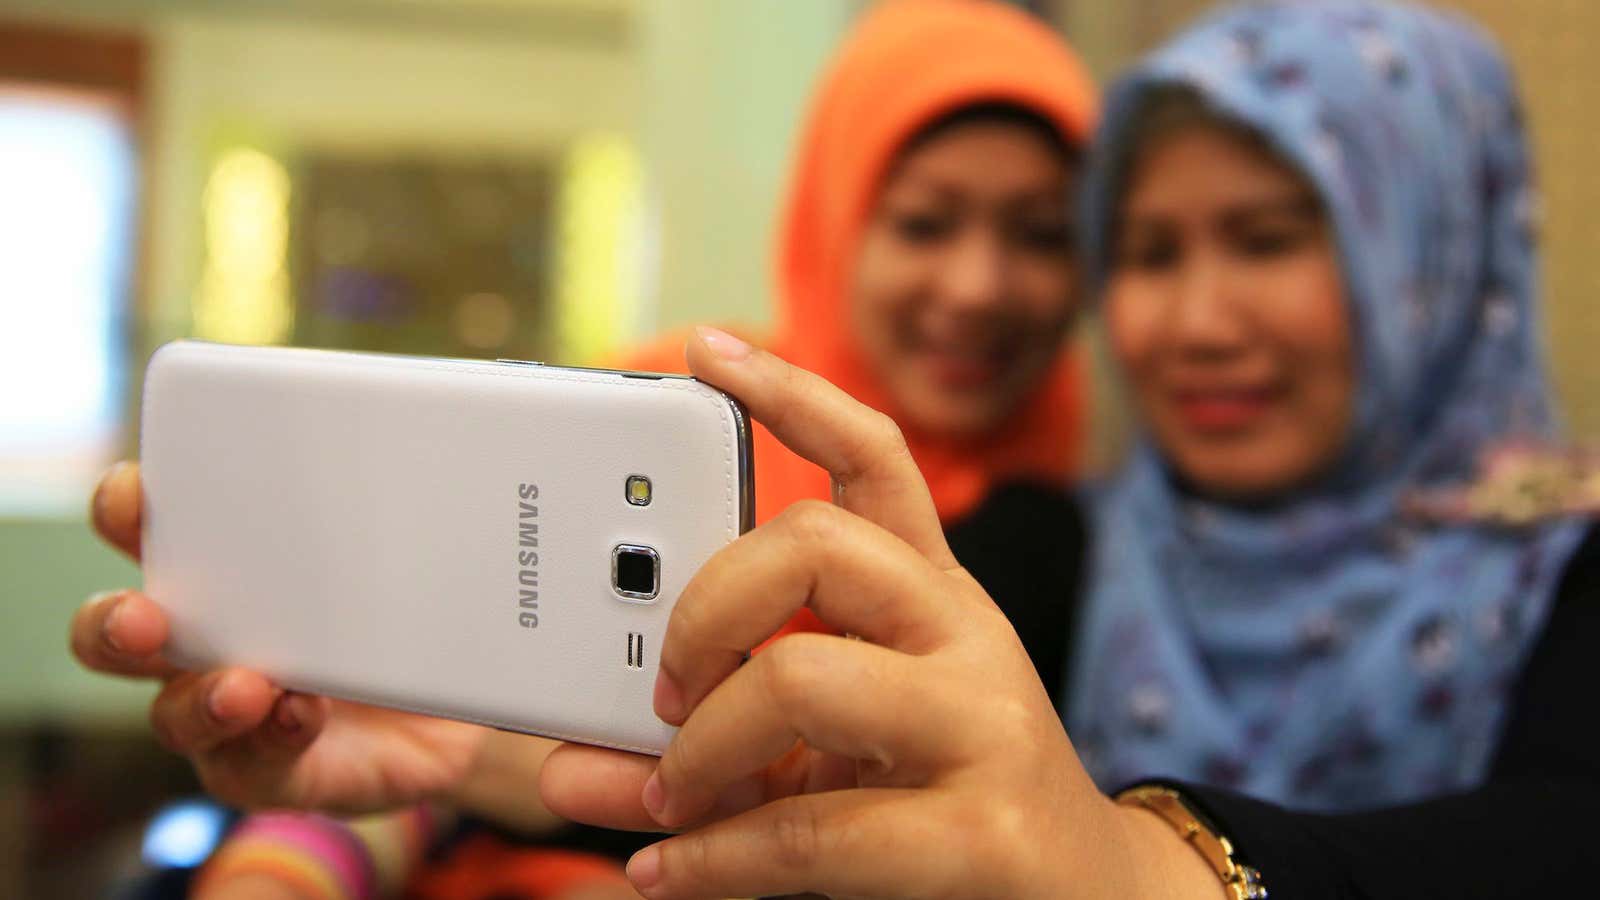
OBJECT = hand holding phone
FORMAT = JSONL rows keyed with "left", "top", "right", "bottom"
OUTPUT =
{"left": 137, "top": 341, "right": 752, "bottom": 755}
{"left": 536, "top": 330, "right": 1214, "bottom": 900}
{"left": 72, "top": 338, "right": 752, "bottom": 814}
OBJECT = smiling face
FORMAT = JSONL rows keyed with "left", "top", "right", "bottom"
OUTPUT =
{"left": 1106, "top": 124, "right": 1356, "bottom": 502}
{"left": 850, "top": 115, "right": 1079, "bottom": 438}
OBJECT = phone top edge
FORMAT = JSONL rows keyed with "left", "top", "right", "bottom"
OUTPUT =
{"left": 151, "top": 340, "right": 695, "bottom": 382}
{"left": 149, "top": 339, "right": 757, "bottom": 532}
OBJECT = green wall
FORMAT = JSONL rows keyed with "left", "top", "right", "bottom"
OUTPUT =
{"left": 0, "top": 519, "right": 150, "bottom": 724}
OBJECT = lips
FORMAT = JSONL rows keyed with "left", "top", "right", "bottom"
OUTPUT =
{"left": 926, "top": 354, "right": 1004, "bottom": 388}
{"left": 916, "top": 343, "right": 1011, "bottom": 388}
{"left": 1170, "top": 384, "right": 1280, "bottom": 432}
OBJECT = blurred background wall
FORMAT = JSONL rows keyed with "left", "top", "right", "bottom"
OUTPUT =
{"left": 0, "top": 0, "right": 1596, "bottom": 894}
{"left": 0, "top": 0, "right": 858, "bottom": 723}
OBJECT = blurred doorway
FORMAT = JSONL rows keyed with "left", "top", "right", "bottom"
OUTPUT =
{"left": 0, "top": 22, "right": 142, "bottom": 517}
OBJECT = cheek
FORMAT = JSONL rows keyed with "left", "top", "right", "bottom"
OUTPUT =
{"left": 1271, "top": 263, "right": 1356, "bottom": 452}
{"left": 851, "top": 233, "right": 920, "bottom": 356}
{"left": 1104, "top": 281, "right": 1159, "bottom": 378}
{"left": 1013, "top": 258, "right": 1079, "bottom": 327}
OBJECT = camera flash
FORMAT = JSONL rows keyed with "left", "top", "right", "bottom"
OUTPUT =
{"left": 625, "top": 475, "right": 652, "bottom": 506}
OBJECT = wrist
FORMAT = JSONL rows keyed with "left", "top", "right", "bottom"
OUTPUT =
{"left": 1112, "top": 801, "right": 1226, "bottom": 900}
{"left": 1016, "top": 795, "right": 1220, "bottom": 900}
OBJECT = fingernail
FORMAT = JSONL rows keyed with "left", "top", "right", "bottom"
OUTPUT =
{"left": 93, "top": 461, "right": 130, "bottom": 518}
{"left": 101, "top": 595, "right": 128, "bottom": 652}
{"left": 275, "top": 695, "right": 303, "bottom": 732}
{"left": 653, "top": 669, "right": 685, "bottom": 723}
{"left": 641, "top": 770, "right": 666, "bottom": 819}
{"left": 626, "top": 844, "right": 662, "bottom": 893}
{"left": 695, "top": 325, "right": 751, "bottom": 361}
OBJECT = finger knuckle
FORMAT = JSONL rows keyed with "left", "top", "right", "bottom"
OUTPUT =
{"left": 866, "top": 410, "right": 909, "bottom": 458}
{"left": 758, "top": 634, "right": 830, "bottom": 718}
{"left": 966, "top": 797, "right": 1032, "bottom": 888}
{"left": 779, "top": 498, "right": 843, "bottom": 547}
{"left": 836, "top": 411, "right": 913, "bottom": 484}
{"left": 970, "top": 597, "right": 1016, "bottom": 634}
{"left": 979, "top": 796, "right": 1030, "bottom": 849}
{"left": 663, "top": 833, "right": 716, "bottom": 888}
{"left": 986, "top": 693, "right": 1041, "bottom": 742}
{"left": 769, "top": 797, "right": 825, "bottom": 871}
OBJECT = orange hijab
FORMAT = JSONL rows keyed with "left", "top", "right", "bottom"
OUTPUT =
{"left": 624, "top": 0, "right": 1097, "bottom": 532}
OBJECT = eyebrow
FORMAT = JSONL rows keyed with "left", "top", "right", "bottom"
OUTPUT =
{"left": 1220, "top": 193, "right": 1322, "bottom": 224}
{"left": 1118, "top": 192, "right": 1322, "bottom": 232}
{"left": 885, "top": 172, "right": 1073, "bottom": 203}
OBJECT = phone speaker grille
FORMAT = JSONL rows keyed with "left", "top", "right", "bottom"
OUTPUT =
{"left": 627, "top": 632, "right": 645, "bottom": 669}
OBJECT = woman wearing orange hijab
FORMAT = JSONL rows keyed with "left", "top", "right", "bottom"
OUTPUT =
{"left": 626, "top": 0, "right": 1097, "bottom": 639}
{"left": 74, "top": 2, "right": 1098, "bottom": 897}
{"left": 629, "top": 0, "right": 1096, "bottom": 527}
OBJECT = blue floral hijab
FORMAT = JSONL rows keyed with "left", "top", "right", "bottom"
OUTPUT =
{"left": 1069, "top": 1, "right": 1587, "bottom": 811}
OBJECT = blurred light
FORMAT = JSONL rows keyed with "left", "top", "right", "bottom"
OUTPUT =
{"left": 0, "top": 87, "right": 131, "bottom": 514}
{"left": 454, "top": 291, "right": 516, "bottom": 348}
{"left": 141, "top": 799, "right": 229, "bottom": 869}
{"left": 194, "top": 147, "right": 292, "bottom": 344}
{"left": 553, "top": 133, "right": 645, "bottom": 363}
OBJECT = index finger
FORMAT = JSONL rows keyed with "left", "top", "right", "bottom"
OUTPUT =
{"left": 685, "top": 327, "right": 957, "bottom": 570}
{"left": 539, "top": 742, "right": 773, "bottom": 834}
{"left": 91, "top": 461, "right": 142, "bottom": 561}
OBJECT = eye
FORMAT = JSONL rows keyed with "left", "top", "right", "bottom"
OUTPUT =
{"left": 891, "top": 211, "right": 955, "bottom": 244}
{"left": 1234, "top": 224, "right": 1311, "bottom": 259}
{"left": 1115, "top": 232, "right": 1180, "bottom": 272}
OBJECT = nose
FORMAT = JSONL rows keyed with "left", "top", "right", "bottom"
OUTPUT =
{"left": 935, "top": 225, "right": 1007, "bottom": 313}
{"left": 1166, "top": 248, "right": 1248, "bottom": 359}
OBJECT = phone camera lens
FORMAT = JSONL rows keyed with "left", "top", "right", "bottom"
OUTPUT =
{"left": 626, "top": 475, "right": 652, "bottom": 506}
{"left": 613, "top": 544, "right": 660, "bottom": 601}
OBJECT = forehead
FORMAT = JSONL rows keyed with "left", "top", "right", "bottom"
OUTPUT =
{"left": 1122, "top": 125, "right": 1312, "bottom": 214}
{"left": 886, "top": 121, "right": 1073, "bottom": 195}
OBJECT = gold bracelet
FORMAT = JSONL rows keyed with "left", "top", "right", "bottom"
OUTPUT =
{"left": 1116, "top": 785, "right": 1267, "bottom": 900}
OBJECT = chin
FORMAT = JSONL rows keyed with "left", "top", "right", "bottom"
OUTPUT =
{"left": 1177, "top": 457, "right": 1303, "bottom": 504}
{"left": 898, "top": 395, "right": 1010, "bottom": 439}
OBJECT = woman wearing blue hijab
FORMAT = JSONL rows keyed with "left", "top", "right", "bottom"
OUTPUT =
{"left": 71, "top": 2, "right": 1596, "bottom": 897}
{"left": 1068, "top": 0, "right": 1586, "bottom": 811}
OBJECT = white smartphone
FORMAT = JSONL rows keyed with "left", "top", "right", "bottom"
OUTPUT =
{"left": 139, "top": 340, "right": 753, "bottom": 755}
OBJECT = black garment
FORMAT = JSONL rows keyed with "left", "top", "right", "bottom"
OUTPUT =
{"left": 946, "top": 482, "right": 1597, "bottom": 899}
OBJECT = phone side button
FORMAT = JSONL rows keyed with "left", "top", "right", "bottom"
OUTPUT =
{"left": 495, "top": 358, "right": 545, "bottom": 366}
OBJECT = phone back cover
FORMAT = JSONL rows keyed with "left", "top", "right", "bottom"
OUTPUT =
{"left": 141, "top": 341, "right": 747, "bottom": 755}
